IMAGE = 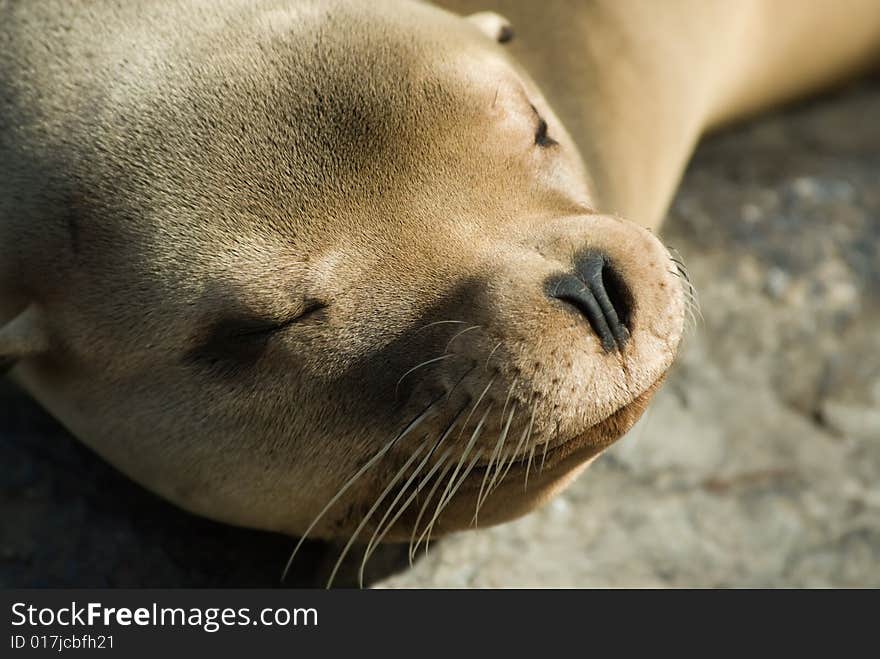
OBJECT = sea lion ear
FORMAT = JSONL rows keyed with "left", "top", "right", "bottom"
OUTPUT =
{"left": 466, "top": 11, "right": 514, "bottom": 44}
{"left": 0, "top": 304, "right": 49, "bottom": 370}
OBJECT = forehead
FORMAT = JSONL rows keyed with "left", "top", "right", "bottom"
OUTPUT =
{"left": 132, "top": 7, "right": 510, "bottom": 207}
{"left": 68, "top": 2, "right": 524, "bottom": 284}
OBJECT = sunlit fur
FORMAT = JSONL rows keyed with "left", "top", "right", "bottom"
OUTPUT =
{"left": 2, "top": 1, "right": 878, "bottom": 584}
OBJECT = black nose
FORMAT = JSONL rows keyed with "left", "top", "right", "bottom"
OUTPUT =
{"left": 547, "top": 253, "right": 633, "bottom": 352}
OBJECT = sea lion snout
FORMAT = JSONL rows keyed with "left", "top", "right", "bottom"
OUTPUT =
{"left": 370, "top": 214, "right": 686, "bottom": 536}
{"left": 370, "top": 215, "right": 686, "bottom": 539}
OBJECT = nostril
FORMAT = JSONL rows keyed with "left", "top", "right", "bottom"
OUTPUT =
{"left": 580, "top": 252, "right": 633, "bottom": 338}
{"left": 547, "top": 253, "right": 634, "bottom": 352}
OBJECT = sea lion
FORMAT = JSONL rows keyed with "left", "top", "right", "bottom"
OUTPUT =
{"left": 1, "top": 0, "right": 878, "bottom": 573}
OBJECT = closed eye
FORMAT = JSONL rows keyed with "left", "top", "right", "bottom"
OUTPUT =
{"left": 185, "top": 299, "right": 327, "bottom": 374}
{"left": 231, "top": 299, "right": 327, "bottom": 338}
{"left": 531, "top": 105, "right": 558, "bottom": 148}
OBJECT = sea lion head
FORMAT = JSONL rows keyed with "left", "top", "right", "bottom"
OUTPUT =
{"left": 0, "top": 0, "right": 685, "bottom": 547}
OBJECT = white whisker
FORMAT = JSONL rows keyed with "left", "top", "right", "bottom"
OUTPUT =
{"left": 280, "top": 398, "right": 438, "bottom": 582}
{"left": 325, "top": 440, "right": 430, "bottom": 588}
{"left": 444, "top": 324, "right": 481, "bottom": 352}
{"left": 489, "top": 402, "right": 535, "bottom": 495}
{"left": 409, "top": 389, "right": 493, "bottom": 560}
{"left": 474, "top": 402, "right": 517, "bottom": 522}
{"left": 409, "top": 451, "right": 458, "bottom": 563}
{"left": 484, "top": 341, "right": 502, "bottom": 370}
{"left": 524, "top": 441, "right": 537, "bottom": 491}
{"left": 539, "top": 421, "right": 557, "bottom": 474}
{"left": 500, "top": 377, "right": 518, "bottom": 420}
{"left": 360, "top": 445, "right": 456, "bottom": 585}
{"left": 395, "top": 353, "right": 454, "bottom": 397}
{"left": 434, "top": 404, "right": 493, "bottom": 514}
{"left": 420, "top": 405, "right": 492, "bottom": 552}
{"left": 357, "top": 407, "right": 467, "bottom": 584}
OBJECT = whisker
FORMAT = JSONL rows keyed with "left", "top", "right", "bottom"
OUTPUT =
{"left": 445, "top": 363, "right": 476, "bottom": 402}
{"left": 409, "top": 450, "right": 459, "bottom": 563}
{"left": 409, "top": 390, "right": 492, "bottom": 560}
{"left": 540, "top": 437, "right": 550, "bottom": 472}
{"left": 540, "top": 420, "right": 558, "bottom": 474}
{"left": 683, "top": 287, "right": 703, "bottom": 323}
{"left": 669, "top": 269, "right": 701, "bottom": 331}
{"left": 485, "top": 401, "right": 517, "bottom": 498}
{"left": 420, "top": 405, "right": 492, "bottom": 553}
{"left": 427, "top": 447, "right": 484, "bottom": 545}
{"left": 500, "top": 377, "right": 518, "bottom": 420}
{"left": 673, "top": 264, "right": 699, "bottom": 301}
{"left": 667, "top": 247, "right": 702, "bottom": 323}
{"left": 444, "top": 324, "right": 481, "bottom": 352}
{"left": 673, "top": 263, "right": 693, "bottom": 289}
{"left": 474, "top": 401, "right": 516, "bottom": 524}
{"left": 524, "top": 440, "right": 537, "bottom": 491}
{"left": 357, "top": 407, "right": 467, "bottom": 584}
{"left": 669, "top": 257, "right": 688, "bottom": 272}
{"left": 434, "top": 404, "right": 493, "bottom": 515}
{"left": 360, "top": 445, "right": 456, "bottom": 586}
{"left": 682, "top": 289, "right": 700, "bottom": 328}
{"left": 325, "top": 440, "right": 430, "bottom": 588}
{"left": 395, "top": 354, "right": 454, "bottom": 398}
{"left": 484, "top": 341, "right": 502, "bottom": 370}
{"left": 280, "top": 397, "right": 440, "bottom": 582}
{"left": 402, "top": 372, "right": 498, "bottom": 559}
{"left": 488, "top": 402, "right": 534, "bottom": 496}
{"left": 454, "top": 377, "right": 495, "bottom": 443}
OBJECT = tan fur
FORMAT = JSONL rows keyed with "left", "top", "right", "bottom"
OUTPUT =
{"left": 438, "top": 0, "right": 880, "bottom": 229}
{"left": 0, "top": 0, "right": 876, "bottom": 544}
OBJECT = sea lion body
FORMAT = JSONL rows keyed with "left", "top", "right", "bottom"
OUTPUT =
{"left": 439, "top": 0, "right": 880, "bottom": 228}
{"left": 0, "top": 1, "right": 877, "bottom": 548}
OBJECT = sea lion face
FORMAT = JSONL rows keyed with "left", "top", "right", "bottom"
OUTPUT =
{"left": 6, "top": 0, "right": 684, "bottom": 543}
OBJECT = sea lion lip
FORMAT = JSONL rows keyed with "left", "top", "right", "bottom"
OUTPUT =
{"left": 460, "top": 372, "right": 664, "bottom": 487}
{"left": 376, "top": 374, "right": 664, "bottom": 541}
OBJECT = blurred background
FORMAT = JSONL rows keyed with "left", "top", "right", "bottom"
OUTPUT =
{"left": 2, "top": 79, "right": 878, "bottom": 588}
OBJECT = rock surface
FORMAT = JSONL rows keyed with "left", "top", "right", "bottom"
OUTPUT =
{"left": 2, "top": 82, "right": 878, "bottom": 588}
